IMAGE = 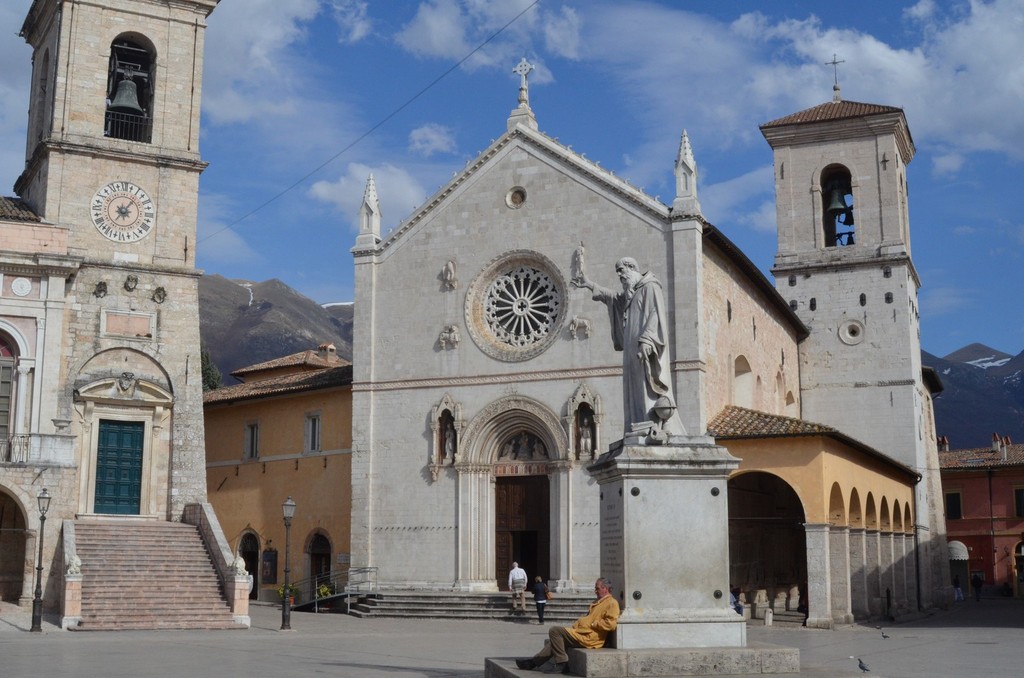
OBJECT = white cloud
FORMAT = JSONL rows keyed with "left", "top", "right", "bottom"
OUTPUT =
{"left": 396, "top": 0, "right": 471, "bottom": 60}
{"left": 409, "top": 124, "right": 457, "bottom": 156}
{"left": 932, "top": 152, "right": 965, "bottom": 176}
{"left": 700, "top": 165, "right": 775, "bottom": 233}
{"left": 202, "top": 0, "right": 321, "bottom": 125}
{"left": 952, "top": 225, "right": 977, "bottom": 236}
{"left": 308, "top": 162, "right": 428, "bottom": 231}
{"left": 329, "top": 0, "right": 372, "bottom": 44}
{"left": 197, "top": 194, "right": 263, "bottom": 265}
{"left": 393, "top": 1, "right": 560, "bottom": 80}
{"left": 904, "top": 0, "right": 936, "bottom": 22}
{"left": 544, "top": 6, "right": 581, "bottom": 59}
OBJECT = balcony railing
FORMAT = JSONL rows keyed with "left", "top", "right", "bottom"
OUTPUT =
{"left": 104, "top": 110, "right": 152, "bottom": 143}
{"left": 0, "top": 435, "right": 29, "bottom": 463}
{"left": 0, "top": 433, "right": 75, "bottom": 465}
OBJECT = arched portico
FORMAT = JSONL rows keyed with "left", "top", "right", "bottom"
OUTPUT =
{"left": 452, "top": 395, "right": 569, "bottom": 591}
{"left": 728, "top": 471, "right": 807, "bottom": 619}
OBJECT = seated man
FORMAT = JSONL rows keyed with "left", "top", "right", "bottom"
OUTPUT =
{"left": 516, "top": 577, "right": 620, "bottom": 674}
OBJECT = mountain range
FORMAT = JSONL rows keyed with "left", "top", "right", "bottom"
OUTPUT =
{"left": 197, "top": 275, "right": 1022, "bottom": 449}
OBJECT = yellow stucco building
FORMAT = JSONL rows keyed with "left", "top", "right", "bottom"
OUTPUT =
{"left": 203, "top": 344, "right": 352, "bottom": 602}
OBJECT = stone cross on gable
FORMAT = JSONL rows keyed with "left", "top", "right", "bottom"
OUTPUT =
{"left": 514, "top": 58, "right": 534, "bottom": 108}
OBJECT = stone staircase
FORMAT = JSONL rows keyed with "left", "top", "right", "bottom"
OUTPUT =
{"left": 73, "top": 521, "right": 242, "bottom": 631}
{"left": 349, "top": 590, "right": 595, "bottom": 622}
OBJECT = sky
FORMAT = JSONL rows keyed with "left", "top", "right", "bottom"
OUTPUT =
{"left": 1, "top": 0, "right": 1021, "bottom": 359}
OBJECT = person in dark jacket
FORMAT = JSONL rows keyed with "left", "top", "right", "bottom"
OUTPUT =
{"left": 531, "top": 576, "right": 549, "bottom": 624}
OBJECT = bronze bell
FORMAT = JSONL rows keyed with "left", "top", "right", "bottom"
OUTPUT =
{"left": 108, "top": 76, "right": 144, "bottom": 115}
{"left": 825, "top": 188, "right": 847, "bottom": 218}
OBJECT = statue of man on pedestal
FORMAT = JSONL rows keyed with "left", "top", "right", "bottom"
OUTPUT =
{"left": 574, "top": 257, "right": 685, "bottom": 440}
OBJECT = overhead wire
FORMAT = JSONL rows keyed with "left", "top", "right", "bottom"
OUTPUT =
{"left": 200, "top": 1, "right": 541, "bottom": 244}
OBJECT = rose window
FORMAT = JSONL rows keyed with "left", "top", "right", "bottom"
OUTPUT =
{"left": 484, "top": 266, "right": 561, "bottom": 347}
{"left": 465, "top": 252, "right": 566, "bottom": 362}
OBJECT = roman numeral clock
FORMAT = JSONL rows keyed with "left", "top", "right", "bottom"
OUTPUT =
{"left": 90, "top": 180, "right": 156, "bottom": 242}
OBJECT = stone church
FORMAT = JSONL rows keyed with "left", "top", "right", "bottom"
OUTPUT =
{"left": 0, "top": 0, "right": 248, "bottom": 628}
{"left": 350, "top": 66, "right": 949, "bottom": 625}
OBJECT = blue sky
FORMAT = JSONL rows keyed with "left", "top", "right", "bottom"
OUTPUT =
{"left": 1, "top": 0, "right": 1021, "bottom": 358}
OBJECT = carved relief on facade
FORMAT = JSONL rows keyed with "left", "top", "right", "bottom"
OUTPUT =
{"left": 568, "top": 315, "right": 591, "bottom": 339}
{"left": 438, "top": 325, "right": 461, "bottom": 350}
{"left": 441, "top": 260, "right": 458, "bottom": 290}
{"left": 457, "top": 394, "right": 568, "bottom": 469}
{"left": 429, "top": 394, "right": 464, "bottom": 481}
{"left": 565, "top": 382, "right": 602, "bottom": 461}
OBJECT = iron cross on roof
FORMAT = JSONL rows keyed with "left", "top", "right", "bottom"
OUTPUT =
{"left": 826, "top": 53, "right": 845, "bottom": 101}
{"left": 514, "top": 58, "right": 534, "bottom": 107}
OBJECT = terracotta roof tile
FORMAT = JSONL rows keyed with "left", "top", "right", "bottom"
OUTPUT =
{"left": 230, "top": 348, "right": 349, "bottom": 377}
{"left": 204, "top": 364, "right": 352, "bottom": 404}
{"left": 939, "top": 444, "right": 1024, "bottom": 470}
{"left": 761, "top": 100, "right": 903, "bottom": 129}
{"left": 707, "top": 405, "right": 837, "bottom": 437}
{"left": 707, "top": 405, "right": 919, "bottom": 479}
{"left": 0, "top": 196, "right": 41, "bottom": 222}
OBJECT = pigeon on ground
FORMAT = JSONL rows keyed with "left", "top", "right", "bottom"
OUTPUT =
{"left": 880, "top": 628, "right": 890, "bottom": 639}
{"left": 850, "top": 656, "right": 870, "bottom": 672}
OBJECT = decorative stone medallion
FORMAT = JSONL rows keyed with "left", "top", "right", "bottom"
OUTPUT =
{"left": 10, "top": 277, "right": 32, "bottom": 297}
{"left": 465, "top": 251, "right": 565, "bottom": 362}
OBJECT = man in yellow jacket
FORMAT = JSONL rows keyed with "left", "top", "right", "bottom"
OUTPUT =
{"left": 516, "top": 578, "right": 620, "bottom": 674}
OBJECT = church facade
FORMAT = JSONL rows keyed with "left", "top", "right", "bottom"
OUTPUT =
{"left": 350, "top": 69, "right": 948, "bottom": 623}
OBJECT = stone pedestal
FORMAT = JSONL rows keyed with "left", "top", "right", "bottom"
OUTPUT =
{"left": 588, "top": 435, "right": 745, "bottom": 649}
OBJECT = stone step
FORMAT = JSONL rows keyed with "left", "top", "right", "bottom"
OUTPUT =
{"left": 349, "top": 591, "right": 594, "bottom": 621}
{"left": 72, "top": 519, "right": 241, "bottom": 631}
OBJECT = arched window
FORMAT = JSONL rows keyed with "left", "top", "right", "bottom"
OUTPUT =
{"left": 733, "top": 356, "right": 753, "bottom": 409}
{"left": 821, "top": 164, "right": 855, "bottom": 247}
{"left": 0, "top": 334, "right": 16, "bottom": 445}
{"left": 105, "top": 36, "right": 155, "bottom": 142}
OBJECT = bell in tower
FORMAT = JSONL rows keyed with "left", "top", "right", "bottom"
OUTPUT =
{"left": 105, "top": 40, "right": 153, "bottom": 142}
{"left": 108, "top": 73, "right": 144, "bottom": 115}
{"left": 822, "top": 173, "right": 855, "bottom": 247}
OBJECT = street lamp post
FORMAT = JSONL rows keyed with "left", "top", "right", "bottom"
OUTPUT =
{"left": 281, "top": 496, "right": 296, "bottom": 631}
{"left": 31, "top": 488, "right": 51, "bottom": 632}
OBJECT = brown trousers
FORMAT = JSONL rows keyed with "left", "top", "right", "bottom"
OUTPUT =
{"left": 531, "top": 626, "right": 583, "bottom": 665}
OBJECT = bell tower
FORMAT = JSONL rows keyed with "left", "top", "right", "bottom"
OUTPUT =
{"left": 761, "top": 90, "right": 948, "bottom": 607}
{"left": 14, "top": 0, "right": 219, "bottom": 518}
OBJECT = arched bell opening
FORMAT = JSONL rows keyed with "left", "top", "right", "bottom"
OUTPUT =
{"left": 105, "top": 34, "right": 156, "bottom": 142}
{"left": 728, "top": 471, "right": 807, "bottom": 617}
{"left": 821, "top": 164, "right": 855, "bottom": 247}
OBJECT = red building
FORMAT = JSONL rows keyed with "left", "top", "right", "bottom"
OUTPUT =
{"left": 939, "top": 435, "right": 1024, "bottom": 597}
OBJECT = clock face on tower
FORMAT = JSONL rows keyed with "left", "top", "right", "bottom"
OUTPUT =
{"left": 90, "top": 181, "right": 156, "bottom": 242}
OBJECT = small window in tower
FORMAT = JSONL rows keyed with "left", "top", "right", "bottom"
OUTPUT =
{"left": 105, "top": 36, "right": 155, "bottom": 143}
{"left": 821, "top": 165, "right": 855, "bottom": 248}
{"left": 809, "top": 298, "right": 817, "bottom": 311}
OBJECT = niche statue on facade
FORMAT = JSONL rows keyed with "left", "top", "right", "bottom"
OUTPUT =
{"left": 430, "top": 395, "right": 463, "bottom": 481}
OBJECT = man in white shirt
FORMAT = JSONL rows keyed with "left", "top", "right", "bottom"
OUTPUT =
{"left": 508, "top": 562, "right": 528, "bottom": 613}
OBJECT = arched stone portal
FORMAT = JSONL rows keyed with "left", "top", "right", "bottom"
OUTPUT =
{"left": 0, "top": 490, "right": 27, "bottom": 602}
{"left": 454, "top": 395, "right": 568, "bottom": 591}
{"left": 728, "top": 472, "right": 807, "bottom": 619}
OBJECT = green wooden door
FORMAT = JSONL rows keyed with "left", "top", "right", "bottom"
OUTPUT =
{"left": 95, "top": 420, "right": 144, "bottom": 514}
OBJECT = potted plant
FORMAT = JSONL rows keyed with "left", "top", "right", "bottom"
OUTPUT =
{"left": 316, "top": 582, "right": 334, "bottom": 599}
{"left": 277, "top": 583, "right": 298, "bottom": 604}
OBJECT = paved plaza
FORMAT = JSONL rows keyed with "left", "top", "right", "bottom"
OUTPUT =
{"left": 1, "top": 597, "right": 1020, "bottom": 677}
